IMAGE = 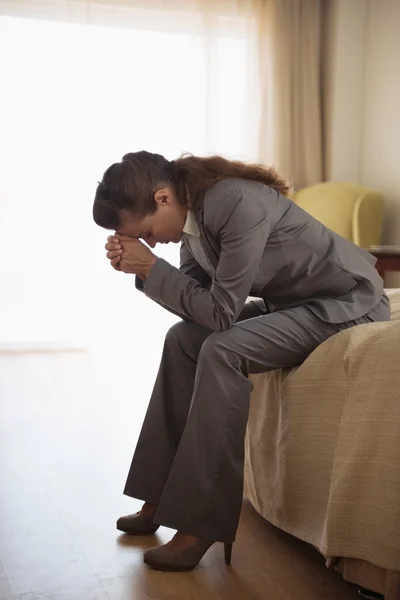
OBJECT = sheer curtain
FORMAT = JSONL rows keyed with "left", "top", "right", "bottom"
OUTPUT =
{"left": 0, "top": 0, "right": 266, "bottom": 355}
{"left": 270, "top": 0, "right": 324, "bottom": 189}
{"left": 258, "top": 0, "right": 325, "bottom": 189}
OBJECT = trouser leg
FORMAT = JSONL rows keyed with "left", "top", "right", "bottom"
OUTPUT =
{"left": 123, "top": 320, "right": 211, "bottom": 503}
{"left": 123, "top": 301, "right": 265, "bottom": 503}
{"left": 126, "top": 298, "right": 389, "bottom": 541}
{"left": 154, "top": 305, "right": 351, "bottom": 541}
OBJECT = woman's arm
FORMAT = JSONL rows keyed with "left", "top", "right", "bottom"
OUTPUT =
{"left": 140, "top": 182, "right": 280, "bottom": 331}
{"left": 134, "top": 241, "right": 212, "bottom": 321}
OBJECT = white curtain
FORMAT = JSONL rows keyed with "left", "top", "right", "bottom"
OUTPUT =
{"left": 0, "top": 0, "right": 324, "bottom": 355}
{"left": 0, "top": 0, "right": 267, "bottom": 355}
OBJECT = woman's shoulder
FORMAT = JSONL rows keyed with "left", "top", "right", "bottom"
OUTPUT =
{"left": 202, "top": 177, "right": 290, "bottom": 232}
{"left": 203, "top": 177, "right": 291, "bottom": 215}
{"left": 206, "top": 177, "right": 275, "bottom": 198}
{"left": 203, "top": 177, "right": 285, "bottom": 211}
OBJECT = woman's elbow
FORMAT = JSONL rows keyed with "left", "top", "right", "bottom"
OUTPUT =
{"left": 211, "top": 309, "right": 235, "bottom": 332}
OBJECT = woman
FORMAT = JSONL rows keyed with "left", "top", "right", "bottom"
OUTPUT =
{"left": 93, "top": 151, "right": 390, "bottom": 572}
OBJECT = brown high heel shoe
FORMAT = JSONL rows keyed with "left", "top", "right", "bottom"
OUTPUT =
{"left": 116, "top": 503, "right": 159, "bottom": 536}
{"left": 143, "top": 538, "right": 233, "bottom": 572}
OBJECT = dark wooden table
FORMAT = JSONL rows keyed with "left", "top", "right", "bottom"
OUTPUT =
{"left": 369, "top": 250, "right": 400, "bottom": 279}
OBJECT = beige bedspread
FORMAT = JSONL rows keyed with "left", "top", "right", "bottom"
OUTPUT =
{"left": 244, "top": 290, "right": 400, "bottom": 573}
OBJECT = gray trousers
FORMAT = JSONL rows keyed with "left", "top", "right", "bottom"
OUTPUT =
{"left": 123, "top": 296, "right": 390, "bottom": 542}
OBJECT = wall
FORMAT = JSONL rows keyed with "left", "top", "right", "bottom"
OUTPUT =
{"left": 362, "top": 0, "right": 400, "bottom": 271}
{"left": 325, "top": 0, "right": 400, "bottom": 286}
{"left": 323, "top": 0, "right": 368, "bottom": 183}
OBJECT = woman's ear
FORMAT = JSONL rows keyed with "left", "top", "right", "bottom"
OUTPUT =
{"left": 154, "top": 187, "right": 173, "bottom": 206}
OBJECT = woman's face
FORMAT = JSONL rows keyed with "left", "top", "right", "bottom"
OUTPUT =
{"left": 116, "top": 187, "right": 187, "bottom": 248}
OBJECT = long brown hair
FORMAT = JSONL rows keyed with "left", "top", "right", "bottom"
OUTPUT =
{"left": 93, "top": 151, "right": 292, "bottom": 230}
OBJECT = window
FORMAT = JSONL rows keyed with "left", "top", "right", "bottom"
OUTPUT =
{"left": 0, "top": 7, "right": 261, "bottom": 351}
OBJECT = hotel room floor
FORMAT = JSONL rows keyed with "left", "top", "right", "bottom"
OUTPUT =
{"left": 0, "top": 350, "right": 357, "bottom": 600}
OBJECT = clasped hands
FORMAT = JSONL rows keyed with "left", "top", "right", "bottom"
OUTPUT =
{"left": 105, "top": 235, "right": 157, "bottom": 280}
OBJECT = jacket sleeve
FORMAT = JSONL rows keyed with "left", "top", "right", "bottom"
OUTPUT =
{"left": 141, "top": 184, "right": 278, "bottom": 331}
{"left": 134, "top": 241, "right": 211, "bottom": 321}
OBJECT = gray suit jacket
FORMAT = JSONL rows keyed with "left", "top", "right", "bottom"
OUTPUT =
{"left": 136, "top": 178, "right": 384, "bottom": 331}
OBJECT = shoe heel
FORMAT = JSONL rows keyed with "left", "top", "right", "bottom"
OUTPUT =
{"left": 224, "top": 542, "right": 233, "bottom": 565}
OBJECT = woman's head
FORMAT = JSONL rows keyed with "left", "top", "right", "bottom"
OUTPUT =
{"left": 93, "top": 151, "right": 292, "bottom": 246}
{"left": 93, "top": 151, "right": 187, "bottom": 247}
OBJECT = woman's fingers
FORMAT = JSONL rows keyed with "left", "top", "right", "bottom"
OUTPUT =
{"left": 105, "top": 242, "right": 121, "bottom": 251}
{"left": 106, "top": 236, "right": 122, "bottom": 270}
{"left": 107, "top": 249, "right": 123, "bottom": 260}
{"left": 111, "top": 256, "right": 121, "bottom": 270}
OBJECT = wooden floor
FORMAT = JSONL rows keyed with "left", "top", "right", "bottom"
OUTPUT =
{"left": 0, "top": 350, "right": 359, "bottom": 600}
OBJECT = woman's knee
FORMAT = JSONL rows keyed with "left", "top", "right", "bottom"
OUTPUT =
{"left": 164, "top": 321, "right": 191, "bottom": 349}
{"left": 164, "top": 320, "right": 211, "bottom": 358}
{"left": 199, "top": 330, "right": 239, "bottom": 365}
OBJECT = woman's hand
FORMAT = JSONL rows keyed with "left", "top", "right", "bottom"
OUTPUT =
{"left": 105, "top": 236, "right": 123, "bottom": 271}
{"left": 118, "top": 235, "right": 157, "bottom": 277}
{"left": 105, "top": 234, "right": 157, "bottom": 278}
